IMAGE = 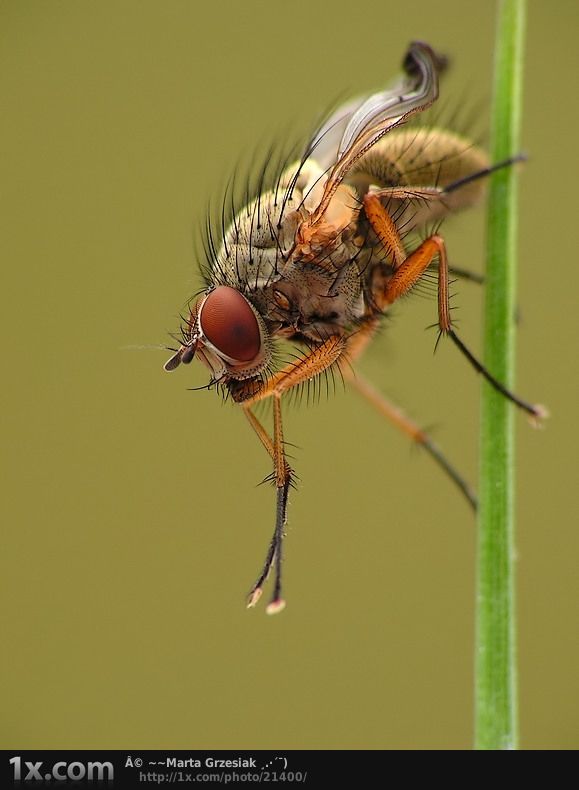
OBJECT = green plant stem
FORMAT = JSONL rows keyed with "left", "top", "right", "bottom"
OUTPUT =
{"left": 475, "top": 0, "right": 526, "bottom": 750}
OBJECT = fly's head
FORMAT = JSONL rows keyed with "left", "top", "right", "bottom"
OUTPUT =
{"left": 164, "top": 285, "right": 272, "bottom": 402}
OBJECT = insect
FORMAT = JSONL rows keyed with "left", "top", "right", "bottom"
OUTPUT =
{"left": 164, "top": 42, "right": 543, "bottom": 614}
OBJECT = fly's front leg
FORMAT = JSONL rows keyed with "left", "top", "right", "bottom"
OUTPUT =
{"left": 242, "top": 336, "right": 347, "bottom": 614}
{"left": 243, "top": 401, "right": 291, "bottom": 615}
{"left": 363, "top": 194, "right": 545, "bottom": 421}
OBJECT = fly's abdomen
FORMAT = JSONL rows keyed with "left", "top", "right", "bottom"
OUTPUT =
{"left": 348, "top": 128, "right": 490, "bottom": 231}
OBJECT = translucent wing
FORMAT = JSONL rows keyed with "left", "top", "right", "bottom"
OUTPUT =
{"left": 306, "top": 41, "right": 444, "bottom": 228}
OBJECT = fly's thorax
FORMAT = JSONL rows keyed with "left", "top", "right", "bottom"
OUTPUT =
{"left": 213, "top": 160, "right": 320, "bottom": 291}
{"left": 212, "top": 159, "right": 360, "bottom": 292}
{"left": 214, "top": 199, "right": 301, "bottom": 292}
{"left": 296, "top": 181, "right": 360, "bottom": 261}
{"left": 203, "top": 158, "right": 366, "bottom": 348}
{"left": 253, "top": 244, "right": 365, "bottom": 341}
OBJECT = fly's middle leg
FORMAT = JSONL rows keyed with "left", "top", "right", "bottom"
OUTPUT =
{"left": 363, "top": 193, "right": 545, "bottom": 420}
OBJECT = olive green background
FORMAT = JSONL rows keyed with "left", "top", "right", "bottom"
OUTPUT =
{"left": 1, "top": 1, "right": 577, "bottom": 750}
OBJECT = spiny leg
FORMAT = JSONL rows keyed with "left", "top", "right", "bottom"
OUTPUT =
{"left": 363, "top": 194, "right": 545, "bottom": 420}
{"left": 369, "top": 154, "right": 527, "bottom": 204}
{"left": 362, "top": 195, "right": 406, "bottom": 269}
{"left": 427, "top": 235, "right": 544, "bottom": 419}
{"left": 367, "top": 155, "right": 523, "bottom": 286}
{"left": 241, "top": 336, "right": 348, "bottom": 613}
{"left": 442, "top": 154, "right": 527, "bottom": 195}
{"left": 269, "top": 394, "right": 288, "bottom": 614}
{"left": 344, "top": 320, "right": 477, "bottom": 510}
{"left": 243, "top": 402, "right": 291, "bottom": 615}
{"left": 346, "top": 369, "right": 477, "bottom": 510}
{"left": 432, "top": 263, "right": 484, "bottom": 284}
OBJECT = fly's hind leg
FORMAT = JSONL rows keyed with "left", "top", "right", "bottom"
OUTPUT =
{"left": 344, "top": 321, "right": 477, "bottom": 510}
{"left": 348, "top": 367, "right": 477, "bottom": 510}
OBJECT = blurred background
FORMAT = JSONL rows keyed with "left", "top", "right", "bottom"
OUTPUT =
{"left": 1, "top": 1, "right": 577, "bottom": 750}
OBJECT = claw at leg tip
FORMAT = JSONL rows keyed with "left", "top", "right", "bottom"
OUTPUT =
{"left": 529, "top": 404, "right": 549, "bottom": 428}
{"left": 266, "top": 599, "right": 286, "bottom": 616}
{"left": 247, "top": 588, "right": 262, "bottom": 608}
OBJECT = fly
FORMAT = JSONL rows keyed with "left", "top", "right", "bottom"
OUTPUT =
{"left": 164, "top": 42, "right": 544, "bottom": 614}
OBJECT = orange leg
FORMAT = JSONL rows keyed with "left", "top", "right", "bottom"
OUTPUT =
{"left": 243, "top": 402, "right": 290, "bottom": 614}
{"left": 241, "top": 336, "right": 347, "bottom": 613}
{"left": 340, "top": 310, "right": 478, "bottom": 507}
{"left": 381, "top": 230, "right": 450, "bottom": 320}
{"left": 243, "top": 320, "right": 477, "bottom": 613}
{"left": 371, "top": 186, "right": 445, "bottom": 202}
{"left": 363, "top": 194, "right": 544, "bottom": 419}
{"left": 344, "top": 369, "right": 477, "bottom": 509}
{"left": 363, "top": 194, "right": 406, "bottom": 268}
{"left": 244, "top": 336, "right": 347, "bottom": 403}
{"left": 241, "top": 205, "right": 542, "bottom": 611}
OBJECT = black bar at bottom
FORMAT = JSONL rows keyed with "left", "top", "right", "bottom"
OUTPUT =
{"left": 2, "top": 750, "right": 404, "bottom": 786}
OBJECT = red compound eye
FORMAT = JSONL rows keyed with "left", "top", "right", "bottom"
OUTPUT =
{"left": 199, "top": 286, "right": 261, "bottom": 363}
